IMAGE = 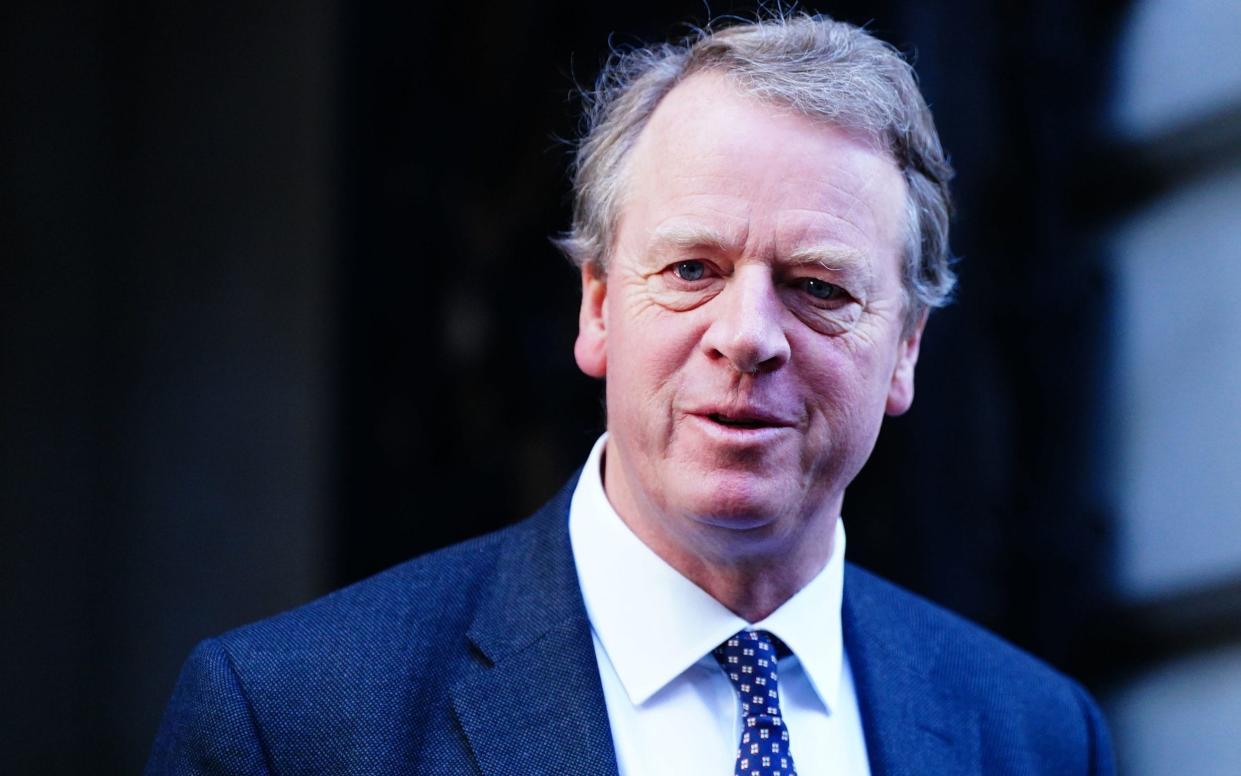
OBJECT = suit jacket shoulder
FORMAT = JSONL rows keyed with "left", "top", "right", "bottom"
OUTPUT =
{"left": 147, "top": 474, "right": 619, "bottom": 776}
{"left": 147, "top": 476, "right": 1113, "bottom": 776}
{"left": 843, "top": 564, "right": 1115, "bottom": 776}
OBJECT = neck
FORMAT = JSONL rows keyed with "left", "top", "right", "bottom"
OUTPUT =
{"left": 661, "top": 536, "right": 836, "bottom": 621}
{"left": 601, "top": 445, "right": 839, "bottom": 622}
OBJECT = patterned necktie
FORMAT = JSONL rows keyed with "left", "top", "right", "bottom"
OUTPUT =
{"left": 713, "top": 630, "right": 797, "bottom": 776}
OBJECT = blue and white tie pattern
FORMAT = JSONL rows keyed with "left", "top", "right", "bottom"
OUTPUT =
{"left": 713, "top": 630, "right": 797, "bottom": 776}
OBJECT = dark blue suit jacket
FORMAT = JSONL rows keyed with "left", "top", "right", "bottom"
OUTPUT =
{"left": 147, "top": 476, "right": 1115, "bottom": 774}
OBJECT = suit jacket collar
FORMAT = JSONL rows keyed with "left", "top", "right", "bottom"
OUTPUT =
{"left": 451, "top": 472, "right": 621, "bottom": 776}
{"left": 844, "top": 565, "right": 981, "bottom": 776}
{"left": 450, "top": 474, "right": 981, "bottom": 776}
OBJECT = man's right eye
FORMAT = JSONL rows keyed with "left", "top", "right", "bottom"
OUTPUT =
{"left": 672, "top": 260, "right": 707, "bottom": 281}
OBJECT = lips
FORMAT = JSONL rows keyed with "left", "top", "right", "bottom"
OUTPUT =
{"left": 694, "top": 408, "right": 795, "bottom": 429}
{"left": 708, "top": 413, "right": 767, "bottom": 428}
{"left": 704, "top": 412, "right": 769, "bottom": 429}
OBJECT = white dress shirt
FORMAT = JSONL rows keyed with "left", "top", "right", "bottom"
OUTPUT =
{"left": 569, "top": 434, "right": 871, "bottom": 776}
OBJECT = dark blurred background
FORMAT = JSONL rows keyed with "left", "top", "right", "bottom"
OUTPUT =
{"left": 5, "top": 1, "right": 1241, "bottom": 773}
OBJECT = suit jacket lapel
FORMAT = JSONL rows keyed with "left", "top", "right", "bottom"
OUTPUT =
{"left": 843, "top": 565, "right": 981, "bottom": 776}
{"left": 451, "top": 474, "right": 620, "bottom": 776}
{"left": 450, "top": 483, "right": 983, "bottom": 776}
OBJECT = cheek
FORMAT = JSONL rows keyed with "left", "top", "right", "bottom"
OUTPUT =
{"left": 607, "top": 304, "right": 701, "bottom": 378}
{"left": 796, "top": 337, "right": 894, "bottom": 423}
{"left": 604, "top": 314, "right": 702, "bottom": 448}
{"left": 604, "top": 324, "right": 678, "bottom": 410}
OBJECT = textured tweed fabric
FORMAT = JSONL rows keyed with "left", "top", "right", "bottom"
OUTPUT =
{"left": 146, "top": 473, "right": 1115, "bottom": 775}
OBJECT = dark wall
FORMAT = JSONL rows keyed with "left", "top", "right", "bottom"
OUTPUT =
{"left": 3, "top": 3, "right": 337, "bottom": 770}
{"left": 3, "top": 2, "right": 1125, "bottom": 771}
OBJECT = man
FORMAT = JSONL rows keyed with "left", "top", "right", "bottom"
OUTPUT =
{"left": 148, "top": 14, "right": 1114, "bottom": 775}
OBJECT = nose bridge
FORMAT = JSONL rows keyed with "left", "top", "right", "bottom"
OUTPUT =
{"left": 705, "top": 263, "right": 790, "bottom": 373}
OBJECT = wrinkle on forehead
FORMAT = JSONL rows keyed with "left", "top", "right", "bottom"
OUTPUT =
{"left": 630, "top": 167, "right": 904, "bottom": 269}
{"left": 773, "top": 207, "right": 891, "bottom": 261}
{"left": 618, "top": 72, "right": 908, "bottom": 284}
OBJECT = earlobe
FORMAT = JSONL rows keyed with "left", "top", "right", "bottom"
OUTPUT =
{"left": 885, "top": 314, "right": 926, "bottom": 416}
{"left": 574, "top": 263, "right": 608, "bottom": 378}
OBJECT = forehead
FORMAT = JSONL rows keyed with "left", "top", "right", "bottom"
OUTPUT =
{"left": 618, "top": 72, "right": 908, "bottom": 266}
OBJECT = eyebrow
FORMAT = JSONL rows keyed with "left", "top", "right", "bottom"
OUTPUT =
{"left": 785, "top": 245, "right": 870, "bottom": 274}
{"left": 646, "top": 222, "right": 874, "bottom": 281}
{"left": 646, "top": 222, "right": 745, "bottom": 256}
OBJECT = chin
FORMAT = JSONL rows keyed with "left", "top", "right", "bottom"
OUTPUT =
{"left": 672, "top": 476, "right": 790, "bottom": 531}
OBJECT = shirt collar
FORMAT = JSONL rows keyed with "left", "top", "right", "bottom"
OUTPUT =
{"left": 569, "top": 433, "right": 846, "bottom": 713}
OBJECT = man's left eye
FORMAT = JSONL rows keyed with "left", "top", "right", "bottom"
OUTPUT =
{"left": 800, "top": 278, "right": 845, "bottom": 300}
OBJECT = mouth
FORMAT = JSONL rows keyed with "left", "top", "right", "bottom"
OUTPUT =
{"left": 707, "top": 413, "right": 772, "bottom": 429}
{"left": 701, "top": 411, "right": 791, "bottom": 430}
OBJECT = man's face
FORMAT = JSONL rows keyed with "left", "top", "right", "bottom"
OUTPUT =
{"left": 575, "top": 73, "right": 924, "bottom": 566}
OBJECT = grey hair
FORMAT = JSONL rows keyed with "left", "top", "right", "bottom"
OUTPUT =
{"left": 553, "top": 13, "right": 956, "bottom": 329}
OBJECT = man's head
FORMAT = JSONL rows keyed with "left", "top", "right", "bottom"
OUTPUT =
{"left": 557, "top": 13, "right": 955, "bottom": 333}
{"left": 561, "top": 14, "right": 954, "bottom": 588}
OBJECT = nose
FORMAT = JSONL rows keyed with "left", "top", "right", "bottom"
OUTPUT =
{"left": 701, "top": 265, "right": 791, "bottom": 375}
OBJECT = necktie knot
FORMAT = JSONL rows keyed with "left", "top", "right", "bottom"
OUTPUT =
{"left": 713, "top": 630, "right": 797, "bottom": 776}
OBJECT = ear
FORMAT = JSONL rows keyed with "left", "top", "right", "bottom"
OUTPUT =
{"left": 574, "top": 263, "right": 608, "bottom": 378}
{"left": 885, "top": 313, "right": 926, "bottom": 416}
